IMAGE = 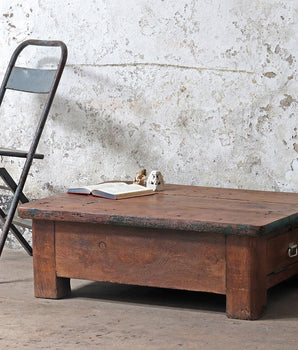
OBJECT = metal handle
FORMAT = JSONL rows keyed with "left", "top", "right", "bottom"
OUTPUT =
{"left": 288, "top": 243, "right": 298, "bottom": 258}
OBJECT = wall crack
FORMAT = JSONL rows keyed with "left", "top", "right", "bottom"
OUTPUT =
{"left": 66, "top": 62, "right": 255, "bottom": 75}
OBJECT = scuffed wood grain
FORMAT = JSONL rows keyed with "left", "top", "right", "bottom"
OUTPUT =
{"left": 19, "top": 184, "right": 298, "bottom": 236}
{"left": 55, "top": 222, "right": 226, "bottom": 294}
{"left": 32, "top": 220, "right": 70, "bottom": 299}
{"left": 22, "top": 184, "right": 298, "bottom": 320}
{"left": 226, "top": 236, "right": 267, "bottom": 320}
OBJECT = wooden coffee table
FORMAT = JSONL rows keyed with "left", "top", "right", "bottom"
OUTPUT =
{"left": 19, "top": 184, "right": 298, "bottom": 320}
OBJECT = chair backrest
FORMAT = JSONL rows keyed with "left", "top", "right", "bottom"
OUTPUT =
{"left": 0, "top": 39, "right": 67, "bottom": 99}
{"left": 6, "top": 66, "right": 58, "bottom": 94}
{"left": 0, "top": 39, "right": 67, "bottom": 157}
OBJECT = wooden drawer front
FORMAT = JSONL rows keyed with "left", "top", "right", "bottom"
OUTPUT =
{"left": 266, "top": 228, "right": 298, "bottom": 274}
{"left": 55, "top": 222, "right": 226, "bottom": 294}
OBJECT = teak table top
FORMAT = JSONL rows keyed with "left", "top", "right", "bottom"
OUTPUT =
{"left": 19, "top": 184, "right": 298, "bottom": 237}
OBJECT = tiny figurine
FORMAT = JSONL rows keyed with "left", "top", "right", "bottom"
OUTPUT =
{"left": 133, "top": 169, "right": 147, "bottom": 187}
{"left": 146, "top": 170, "right": 164, "bottom": 191}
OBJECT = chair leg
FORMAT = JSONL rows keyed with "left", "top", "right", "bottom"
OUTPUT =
{"left": 0, "top": 168, "right": 29, "bottom": 203}
{"left": 0, "top": 208, "right": 33, "bottom": 256}
{"left": 0, "top": 168, "right": 32, "bottom": 256}
{"left": 0, "top": 208, "right": 32, "bottom": 255}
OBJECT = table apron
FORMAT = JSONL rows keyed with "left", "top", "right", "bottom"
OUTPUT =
{"left": 54, "top": 221, "right": 227, "bottom": 295}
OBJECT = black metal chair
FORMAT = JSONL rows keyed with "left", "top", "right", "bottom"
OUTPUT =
{"left": 0, "top": 40, "right": 67, "bottom": 256}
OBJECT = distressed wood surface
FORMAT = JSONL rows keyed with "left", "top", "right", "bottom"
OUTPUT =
{"left": 266, "top": 228, "right": 298, "bottom": 274}
{"left": 19, "top": 184, "right": 298, "bottom": 236}
{"left": 32, "top": 220, "right": 70, "bottom": 299}
{"left": 55, "top": 222, "right": 226, "bottom": 294}
{"left": 267, "top": 262, "right": 298, "bottom": 289}
{"left": 226, "top": 235, "right": 267, "bottom": 320}
{"left": 22, "top": 184, "right": 298, "bottom": 319}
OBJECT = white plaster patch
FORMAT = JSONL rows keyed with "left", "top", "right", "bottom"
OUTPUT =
{"left": 0, "top": 0, "right": 297, "bottom": 205}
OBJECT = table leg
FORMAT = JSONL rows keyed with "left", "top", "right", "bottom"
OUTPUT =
{"left": 32, "top": 220, "right": 70, "bottom": 298}
{"left": 226, "top": 235, "right": 267, "bottom": 320}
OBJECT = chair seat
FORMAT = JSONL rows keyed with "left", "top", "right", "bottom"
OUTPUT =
{"left": 0, "top": 148, "right": 44, "bottom": 159}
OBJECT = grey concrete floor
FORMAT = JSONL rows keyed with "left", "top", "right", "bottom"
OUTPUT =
{"left": 0, "top": 249, "right": 297, "bottom": 350}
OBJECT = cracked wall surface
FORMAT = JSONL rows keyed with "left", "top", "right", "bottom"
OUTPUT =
{"left": 0, "top": 0, "right": 297, "bottom": 247}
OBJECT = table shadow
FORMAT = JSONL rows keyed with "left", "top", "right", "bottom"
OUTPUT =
{"left": 264, "top": 275, "right": 298, "bottom": 320}
{"left": 70, "top": 276, "right": 297, "bottom": 319}
{"left": 71, "top": 281, "right": 226, "bottom": 314}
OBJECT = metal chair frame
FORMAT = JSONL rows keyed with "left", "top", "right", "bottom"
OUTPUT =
{"left": 0, "top": 39, "right": 67, "bottom": 256}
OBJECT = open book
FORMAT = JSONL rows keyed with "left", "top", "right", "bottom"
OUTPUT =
{"left": 67, "top": 182, "right": 155, "bottom": 200}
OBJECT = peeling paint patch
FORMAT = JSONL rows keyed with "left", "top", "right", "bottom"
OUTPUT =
{"left": 264, "top": 72, "right": 277, "bottom": 78}
{"left": 260, "top": 104, "right": 271, "bottom": 113}
{"left": 280, "top": 94, "right": 297, "bottom": 110}
{"left": 286, "top": 55, "right": 294, "bottom": 65}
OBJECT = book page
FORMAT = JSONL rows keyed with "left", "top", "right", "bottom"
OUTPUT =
{"left": 91, "top": 182, "right": 149, "bottom": 195}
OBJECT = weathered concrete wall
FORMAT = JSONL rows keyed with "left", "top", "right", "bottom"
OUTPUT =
{"left": 0, "top": 1, "right": 297, "bottom": 247}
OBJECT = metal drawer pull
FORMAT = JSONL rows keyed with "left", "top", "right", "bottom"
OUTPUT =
{"left": 288, "top": 243, "right": 298, "bottom": 258}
